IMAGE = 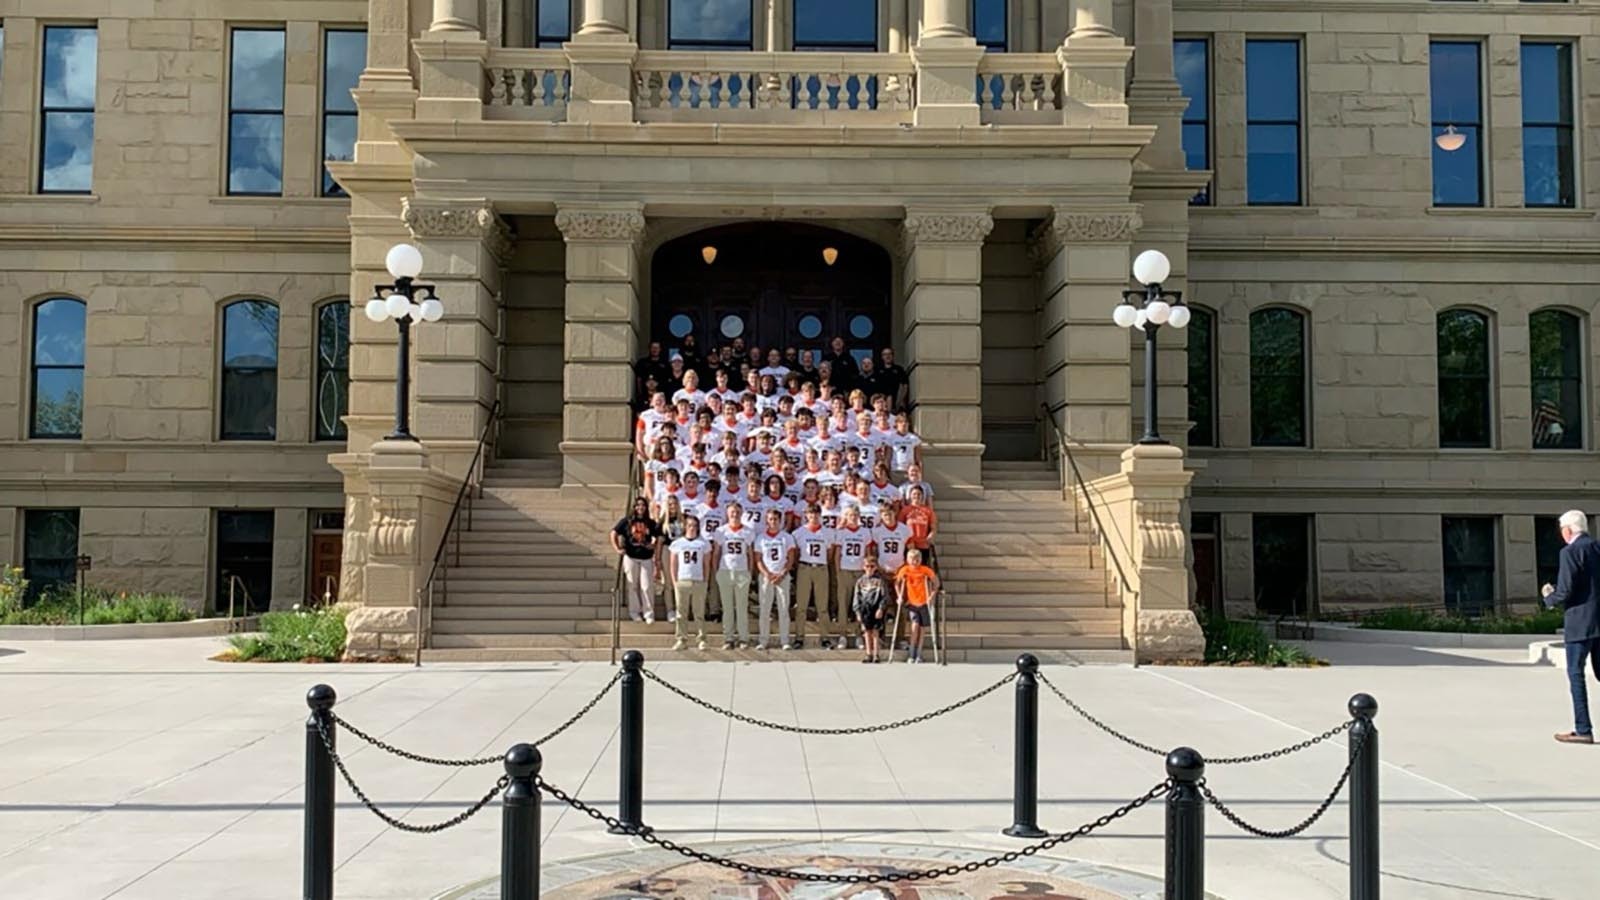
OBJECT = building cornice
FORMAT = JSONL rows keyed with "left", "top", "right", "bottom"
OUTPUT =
{"left": 0, "top": 223, "right": 350, "bottom": 249}
{"left": 1175, "top": 0, "right": 1600, "bottom": 17}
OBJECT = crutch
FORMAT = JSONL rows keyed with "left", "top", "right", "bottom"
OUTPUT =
{"left": 931, "top": 590, "right": 944, "bottom": 666}
{"left": 887, "top": 598, "right": 904, "bottom": 663}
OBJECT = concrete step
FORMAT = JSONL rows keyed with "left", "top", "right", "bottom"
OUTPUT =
{"left": 445, "top": 565, "right": 616, "bottom": 581}
{"left": 941, "top": 591, "right": 1108, "bottom": 607}
{"left": 439, "top": 592, "right": 615, "bottom": 606}
{"left": 446, "top": 579, "right": 614, "bottom": 594}
{"left": 419, "top": 646, "right": 1133, "bottom": 664}
{"left": 425, "top": 631, "right": 1125, "bottom": 651}
{"left": 433, "top": 604, "right": 614, "bottom": 620}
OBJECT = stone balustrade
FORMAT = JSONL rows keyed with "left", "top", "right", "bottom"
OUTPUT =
{"left": 976, "top": 54, "right": 1063, "bottom": 124}
{"left": 485, "top": 49, "right": 571, "bottom": 120}
{"left": 632, "top": 52, "right": 916, "bottom": 122}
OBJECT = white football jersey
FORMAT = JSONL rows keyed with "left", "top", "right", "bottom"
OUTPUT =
{"left": 670, "top": 537, "right": 710, "bottom": 582}
{"left": 754, "top": 530, "right": 797, "bottom": 573}
{"left": 713, "top": 526, "right": 752, "bottom": 571}
{"left": 854, "top": 502, "right": 881, "bottom": 531}
{"left": 886, "top": 432, "right": 922, "bottom": 472}
{"left": 868, "top": 480, "right": 899, "bottom": 507}
{"left": 692, "top": 501, "right": 727, "bottom": 535}
{"left": 819, "top": 504, "right": 843, "bottom": 530}
{"left": 834, "top": 525, "right": 872, "bottom": 572}
{"left": 872, "top": 523, "right": 913, "bottom": 572}
{"left": 792, "top": 525, "right": 836, "bottom": 566}
{"left": 672, "top": 388, "right": 707, "bottom": 409}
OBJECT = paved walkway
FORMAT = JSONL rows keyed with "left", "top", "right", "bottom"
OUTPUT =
{"left": 0, "top": 638, "right": 1594, "bottom": 900}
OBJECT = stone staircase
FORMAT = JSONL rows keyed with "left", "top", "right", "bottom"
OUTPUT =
{"left": 421, "top": 458, "right": 1131, "bottom": 663}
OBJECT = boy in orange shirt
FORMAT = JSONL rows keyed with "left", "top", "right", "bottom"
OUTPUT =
{"left": 894, "top": 548, "right": 940, "bottom": 664}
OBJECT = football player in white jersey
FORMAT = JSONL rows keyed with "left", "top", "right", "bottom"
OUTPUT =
{"left": 666, "top": 516, "right": 712, "bottom": 651}
{"left": 831, "top": 506, "right": 873, "bottom": 646}
{"left": 791, "top": 504, "right": 837, "bottom": 649}
{"left": 867, "top": 462, "right": 899, "bottom": 508}
{"left": 671, "top": 369, "right": 707, "bottom": 410}
{"left": 850, "top": 479, "right": 880, "bottom": 531}
{"left": 871, "top": 503, "right": 913, "bottom": 576}
{"left": 712, "top": 501, "right": 754, "bottom": 649}
{"left": 752, "top": 508, "right": 796, "bottom": 651}
{"left": 885, "top": 411, "right": 923, "bottom": 474}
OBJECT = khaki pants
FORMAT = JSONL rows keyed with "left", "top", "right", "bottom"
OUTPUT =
{"left": 717, "top": 569, "right": 752, "bottom": 643}
{"left": 673, "top": 581, "right": 707, "bottom": 642}
{"left": 794, "top": 564, "right": 831, "bottom": 641}
{"left": 757, "top": 575, "right": 791, "bottom": 648}
{"left": 834, "top": 567, "right": 863, "bottom": 633}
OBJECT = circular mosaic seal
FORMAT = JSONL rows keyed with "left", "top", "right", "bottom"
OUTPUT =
{"left": 437, "top": 840, "right": 1165, "bottom": 900}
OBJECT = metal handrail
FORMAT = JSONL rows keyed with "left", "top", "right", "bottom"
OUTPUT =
{"left": 926, "top": 543, "right": 949, "bottom": 666}
{"left": 413, "top": 400, "right": 503, "bottom": 666}
{"left": 1038, "top": 403, "right": 1135, "bottom": 599}
{"left": 609, "top": 450, "right": 644, "bottom": 666}
{"left": 224, "top": 573, "right": 254, "bottom": 620}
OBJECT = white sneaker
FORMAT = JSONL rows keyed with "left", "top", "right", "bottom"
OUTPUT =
{"left": 721, "top": 640, "right": 734, "bottom": 650}
{"left": 780, "top": 642, "right": 793, "bottom": 651}
{"left": 667, "top": 611, "right": 677, "bottom": 623}
{"left": 629, "top": 613, "right": 642, "bottom": 623}
{"left": 754, "top": 642, "right": 766, "bottom": 651}
{"left": 643, "top": 615, "right": 655, "bottom": 625}
{"left": 672, "top": 639, "right": 686, "bottom": 651}
{"left": 838, "top": 637, "right": 852, "bottom": 650}
{"left": 697, "top": 638, "right": 707, "bottom": 651}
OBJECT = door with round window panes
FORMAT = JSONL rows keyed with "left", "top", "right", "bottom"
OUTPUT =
{"left": 651, "top": 223, "right": 890, "bottom": 370}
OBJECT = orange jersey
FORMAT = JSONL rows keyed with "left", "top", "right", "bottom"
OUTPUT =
{"left": 896, "top": 564, "right": 937, "bottom": 607}
{"left": 900, "top": 505, "right": 938, "bottom": 549}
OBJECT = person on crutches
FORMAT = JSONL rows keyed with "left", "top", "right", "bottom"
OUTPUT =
{"left": 894, "top": 548, "right": 940, "bottom": 665}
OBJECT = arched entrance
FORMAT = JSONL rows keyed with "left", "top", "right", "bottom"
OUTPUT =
{"left": 651, "top": 223, "right": 891, "bottom": 366}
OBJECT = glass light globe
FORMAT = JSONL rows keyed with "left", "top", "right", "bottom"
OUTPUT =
{"left": 364, "top": 298, "right": 388, "bottom": 322}
{"left": 419, "top": 298, "right": 444, "bottom": 322}
{"left": 1168, "top": 305, "right": 1192, "bottom": 329}
{"left": 1131, "top": 249, "right": 1171, "bottom": 286}
{"left": 1146, "top": 300, "right": 1172, "bottom": 325}
{"left": 385, "top": 243, "right": 424, "bottom": 280}
{"left": 1112, "top": 304, "right": 1138, "bottom": 328}
{"left": 384, "top": 292, "right": 410, "bottom": 319}
{"left": 1134, "top": 309, "right": 1149, "bottom": 328}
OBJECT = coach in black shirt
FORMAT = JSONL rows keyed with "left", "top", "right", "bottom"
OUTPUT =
{"left": 876, "top": 347, "right": 909, "bottom": 410}
{"left": 635, "top": 341, "right": 671, "bottom": 401}
{"left": 822, "top": 336, "right": 858, "bottom": 391}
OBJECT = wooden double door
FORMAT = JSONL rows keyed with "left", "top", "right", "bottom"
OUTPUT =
{"left": 652, "top": 223, "right": 891, "bottom": 368}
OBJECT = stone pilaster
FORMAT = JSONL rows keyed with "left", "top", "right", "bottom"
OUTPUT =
{"left": 1127, "top": 0, "right": 1188, "bottom": 171}
{"left": 1032, "top": 205, "right": 1141, "bottom": 479}
{"left": 912, "top": 0, "right": 982, "bottom": 127}
{"left": 1120, "top": 443, "right": 1204, "bottom": 663}
{"left": 352, "top": 0, "right": 419, "bottom": 168}
{"left": 555, "top": 203, "right": 646, "bottom": 492}
{"left": 414, "top": 0, "right": 488, "bottom": 121}
{"left": 902, "top": 208, "right": 993, "bottom": 493}
{"left": 402, "top": 198, "right": 511, "bottom": 479}
{"left": 1058, "top": 0, "right": 1132, "bottom": 127}
{"left": 567, "top": 0, "right": 638, "bottom": 123}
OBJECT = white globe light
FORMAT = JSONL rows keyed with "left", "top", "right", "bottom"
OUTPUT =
{"left": 364, "top": 298, "right": 388, "bottom": 322}
{"left": 1168, "top": 305, "right": 1192, "bottom": 329}
{"left": 1146, "top": 300, "right": 1172, "bottom": 325}
{"left": 419, "top": 298, "right": 445, "bottom": 322}
{"left": 1131, "top": 249, "right": 1171, "bottom": 286}
{"left": 384, "top": 292, "right": 410, "bottom": 319}
{"left": 1112, "top": 304, "right": 1138, "bottom": 328}
{"left": 1134, "top": 309, "right": 1149, "bottom": 328}
{"left": 385, "top": 243, "right": 424, "bottom": 280}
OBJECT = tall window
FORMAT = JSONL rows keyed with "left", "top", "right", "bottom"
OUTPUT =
{"left": 228, "top": 28, "right": 286, "bottom": 196}
{"left": 1436, "top": 309, "right": 1491, "bottom": 448}
{"left": 1429, "top": 41, "right": 1482, "bottom": 207}
{"left": 794, "top": 0, "right": 876, "bottom": 50}
{"left": 1249, "top": 308, "right": 1306, "bottom": 447}
{"left": 1245, "top": 39, "right": 1301, "bottom": 205}
{"left": 216, "top": 510, "right": 274, "bottom": 614}
{"left": 221, "top": 300, "right": 280, "bottom": 440}
{"left": 321, "top": 30, "right": 366, "bottom": 197}
{"left": 669, "top": 0, "right": 753, "bottom": 49}
{"left": 1530, "top": 309, "right": 1583, "bottom": 449}
{"left": 315, "top": 302, "right": 351, "bottom": 441}
{"left": 973, "top": 0, "right": 1007, "bottom": 51}
{"left": 1186, "top": 306, "right": 1216, "bottom": 447}
{"left": 536, "top": 0, "right": 573, "bottom": 46}
{"left": 1521, "top": 42, "right": 1574, "bottom": 208}
{"left": 30, "top": 298, "right": 86, "bottom": 439}
{"left": 1253, "top": 514, "right": 1311, "bottom": 617}
{"left": 1442, "top": 516, "right": 1496, "bottom": 614}
{"left": 40, "top": 25, "right": 97, "bottom": 194}
{"left": 1174, "top": 38, "right": 1210, "bottom": 206}
{"left": 23, "top": 509, "right": 79, "bottom": 603}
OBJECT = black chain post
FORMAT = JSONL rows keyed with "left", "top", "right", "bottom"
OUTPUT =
{"left": 501, "top": 743, "right": 542, "bottom": 900}
{"left": 1164, "top": 747, "right": 1204, "bottom": 900}
{"left": 1002, "top": 653, "right": 1046, "bottom": 838}
{"left": 611, "top": 650, "right": 650, "bottom": 834}
{"left": 304, "top": 684, "right": 337, "bottom": 900}
{"left": 1349, "top": 693, "right": 1380, "bottom": 900}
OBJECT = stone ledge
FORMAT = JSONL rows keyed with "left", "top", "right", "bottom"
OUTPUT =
{"left": 1274, "top": 621, "right": 1561, "bottom": 650}
{"left": 0, "top": 617, "right": 260, "bottom": 641}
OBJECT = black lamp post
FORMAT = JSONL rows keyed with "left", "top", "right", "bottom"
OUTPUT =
{"left": 1115, "top": 249, "right": 1191, "bottom": 445}
{"left": 364, "top": 243, "right": 443, "bottom": 442}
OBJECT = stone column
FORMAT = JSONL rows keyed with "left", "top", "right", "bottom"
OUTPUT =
{"left": 912, "top": 0, "right": 982, "bottom": 127}
{"left": 401, "top": 198, "right": 512, "bottom": 479}
{"left": 1032, "top": 205, "right": 1141, "bottom": 480}
{"left": 415, "top": 0, "right": 489, "bottom": 120}
{"left": 1068, "top": 0, "right": 1116, "bottom": 42}
{"left": 902, "top": 208, "right": 993, "bottom": 493}
{"left": 431, "top": 0, "right": 480, "bottom": 31}
{"left": 1058, "top": 0, "right": 1132, "bottom": 126}
{"left": 555, "top": 203, "right": 646, "bottom": 492}
{"left": 566, "top": 0, "right": 638, "bottom": 123}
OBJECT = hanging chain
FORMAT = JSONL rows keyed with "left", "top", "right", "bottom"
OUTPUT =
{"left": 537, "top": 775, "right": 1168, "bottom": 883}
{"left": 1035, "top": 671, "right": 1353, "bottom": 765}
{"left": 315, "top": 715, "right": 509, "bottom": 833}
{"left": 1198, "top": 726, "right": 1368, "bottom": 838}
{"left": 331, "top": 669, "right": 622, "bottom": 767}
{"left": 640, "top": 668, "right": 1015, "bottom": 735}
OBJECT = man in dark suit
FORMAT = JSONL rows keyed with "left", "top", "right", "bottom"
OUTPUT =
{"left": 1541, "top": 509, "right": 1600, "bottom": 744}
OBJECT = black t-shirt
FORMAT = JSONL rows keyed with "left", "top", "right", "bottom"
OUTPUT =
{"left": 614, "top": 516, "right": 662, "bottom": 560}
{"left": 875, "top": 364, "right": 908, "bottom": 405}
{"left": 822, "top": 351, "right": 858, "bottom": 390}
{"left": 635, "top": 356, "right": 671, "bottom": 393}
{"left": 793, "top": 364, "right": 821, "bottom": 388}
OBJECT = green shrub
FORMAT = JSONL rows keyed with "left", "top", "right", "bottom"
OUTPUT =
{"left": 1201, "top": 614, "right": 1322, "bottom": 667}
{"left": 0, "top": 579, "right": 194, "bottom": 626}
{"left": 227, "top": 606, "right": 348, "bottom": 662}
{"left": 0, "top": 566, "right": 25, "bottom": 619}
{"left": 1354, "top": 606, "right": 1563, "bottom": 634}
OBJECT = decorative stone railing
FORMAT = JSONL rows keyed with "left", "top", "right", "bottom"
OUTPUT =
{"left": 485, "top": 49, "right": 571, "bottom": 121}
{"left": 631, "top": 51, "right": 917, "bottom": 123}
{"left": 976, "top": 54, "right": 1063, "bottom": 124}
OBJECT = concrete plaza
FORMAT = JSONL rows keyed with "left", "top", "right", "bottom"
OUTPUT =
{"left": 0, "top": 638, "right": 1595, "bottom": 900}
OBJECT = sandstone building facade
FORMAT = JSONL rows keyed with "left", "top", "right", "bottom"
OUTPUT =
{"left": 0, "top": 0, "right": 1596, "bottom": 649}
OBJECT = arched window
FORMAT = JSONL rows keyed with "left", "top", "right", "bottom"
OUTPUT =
{"left": 1249, "top": 307, "right": 1306, "bottom": 447}
{"left": 31, "top": 298, "right": 86, "bottom": 439}
{"left": 1436, "top": 308, "right": 1492, "bottom": 448}
{"left": 315, "top": 301, "right": 350, "bottom": 441}
{"left": 221, "top": 299, "right": 280, "bottom": 440}
{"left": 1530, "top": 309, "right": 1583, "bottom": 449}
{"left": 1186, "top": 306, "right": 1216, "bottom": 447}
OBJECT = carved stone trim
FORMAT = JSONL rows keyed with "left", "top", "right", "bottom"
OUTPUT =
{"left": 903, "top": 211, "right": 995, "bottom": 245}
{"left": 555, "top": 208, "right": 647, "bottom": 243}
{"left": 368, "top": 503, "right": 418, "bottom": 560}
{"left": 401, "top": 198, "right": 513, "bottom": 261}
{"left": 1031, "top": 205, "right": 1144, "bottom": 263}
